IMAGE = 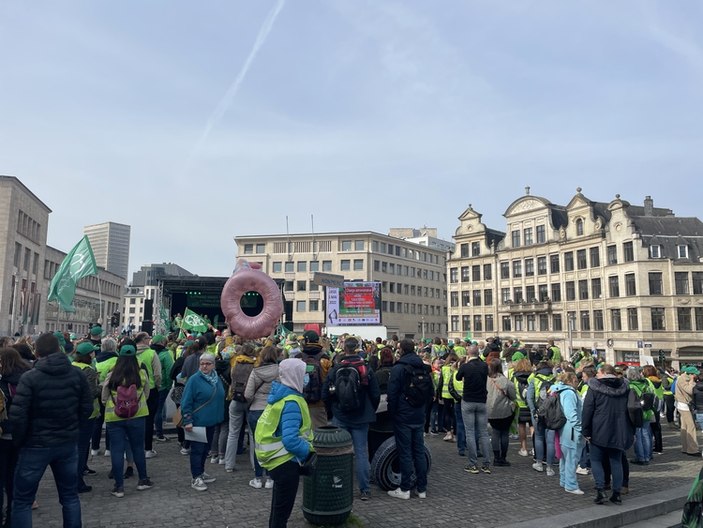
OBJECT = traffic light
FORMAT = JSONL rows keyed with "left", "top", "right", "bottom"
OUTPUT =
{"left": 658, "top": 349, "right": 666, "bottom": 363}
{"left": 111, "top": 311, "right": 120, "bottom": 327}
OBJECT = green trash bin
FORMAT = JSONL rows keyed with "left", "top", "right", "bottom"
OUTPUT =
{"left": 303, "top": 426, "right": 354, "bottom": 526}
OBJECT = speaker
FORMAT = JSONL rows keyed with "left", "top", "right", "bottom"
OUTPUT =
{"left": 144, "top": 299, "right": 153, "bottom": 321}
{"left": 141, "top": 320, "right": 153, "bottom": 334}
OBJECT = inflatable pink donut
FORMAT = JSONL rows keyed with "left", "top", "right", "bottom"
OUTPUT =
{"left": 221, "top": 259, "right": 284, "bottom": 339}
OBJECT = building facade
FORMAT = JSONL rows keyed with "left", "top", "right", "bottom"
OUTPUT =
{"left": 234, "top": 231, "right": 450, "bottom": 339}
{"left": 84, "top": 221, "right": 131, "bottom": 279}
{"left": 449, "top": 188, "right": 703, "bottom": 366}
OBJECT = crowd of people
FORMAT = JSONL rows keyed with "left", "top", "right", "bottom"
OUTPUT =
{"left": 0, "top": 328, "right": 700, "bottom": 527}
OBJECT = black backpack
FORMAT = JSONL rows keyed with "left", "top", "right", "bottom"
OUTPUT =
{"left": 303, "top": 353, "right": 324, "bottom": 403}
{"left": 403, "top": 364, "right": 433, "bottom": 408}
{"left": 230, "top": 360, "right": 255, "bottom": 403}
{"left": 333, "top": 358, "right": 368, "bottom": 413}
{"left": 627, "top": 388, "right": 644, "bottom": 428}
{"left": 538, "top": 389, "right": 570, "bottom": 430}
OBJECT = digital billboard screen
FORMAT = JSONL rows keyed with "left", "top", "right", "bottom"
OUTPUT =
{"left": 326, "top": 281, "right": 382, "bottom": 326}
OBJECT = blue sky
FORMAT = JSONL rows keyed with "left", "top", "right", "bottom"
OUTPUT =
{"left": 1, "top": 1, "right": 701, "bottom": 278}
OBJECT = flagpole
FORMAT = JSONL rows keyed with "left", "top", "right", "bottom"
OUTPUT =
{"left": 97, "top": 275, "right": 103, "bottom": 327}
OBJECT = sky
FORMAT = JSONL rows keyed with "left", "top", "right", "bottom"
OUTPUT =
{"left": 1, "top": 1, "right": 702, "bottom": 279}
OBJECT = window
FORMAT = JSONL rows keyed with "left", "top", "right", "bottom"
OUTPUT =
{"left": 553, "top": 314, "right": 563, "bottom": 331}
{"left": 473, "top": 290, "right": 482, "bottom": 306}
{"left": 484, "top": 289, "right": 493, "bottom": 306}
{"left": 340, "top": 260, "right": 350, "bottom": 271}
{"left": 512, "top": 260, "right": 522, "bottom": 278}
{"left": 461, "top": 266, "right": 470, "bottom": 282}
{"left": 500, "top": 262, "right": 510, "bottom": 279}
{"left": 354, "top": 240, "right": 364, "bottom": 251}
{"left": 310, "top": 261, "right": 319, "bottom": 272}
{"left": 649, "top": 245, "right": 661, "bottom": 259}
{"left": 460, "top": 244, "right": 469, "bottom": 258}
{"left": 472, "top": 242, "right": 480, "bottom": 256}
{"left": 485, "top": 314, "right": 494, "bottom": 332}
{"left": 594, "top": 310, "right": 604, "bottom": 331}
{"left": 623, "top": 241, "right": 634, "bottom": 262}
{"left": 578, "top": 280, "right": 589, "bottom": 300}
{"left": 513, "top": 287, "right": 523, "bottom": 303}
{"left": 678, "top": 245, "right": 689, "bottom": 259}
{"left": 566, "top": 281, "right": 575, "bottom": 301}
{"left": 473, "top": 315, "right": 483, "bottom": 332}
{"left": 539, "top": 284, "right": 549, "bottom": 302}
{"left": 472, "top": 265, "right": 481, "bottom": 282}
{"left": 353, "top": 259, "right": 364, "bottom": 271}
{"left": 322, "top": 260, "right": 332, "bottom": 271}
{"left": 501, "top": 288, "right": 510, "bottom": 303}
{"left": 462, "top": 291, "right": 471, "bottom": 306}
{"left": 284, "top": 281, "right": 294, "bottom": 292}
{"left": 451, "top": 316, "right": 459, "bottom": 332}
{"left": 297, "top": 280, "right": 307, "bottom": 291}
{"left": 296, "top": 300, "right": 306, "bottom": 312}
{"left": 272, "top": 262, "right": 282, "bottom": 273}
{"left": 607, "top": 245, "right": 617, "bottom": 265}
{"left": 463, "top": 316, "right": 471, "bottom": 332}
{"left": 651, "top": 308, "right": 665, "bottom": 331}
{"left": 525, "top": 258, "right": 534, "bottom": 276}
{"left": 243, "top": 243, "right": 253, "bottom": 254}
{"left": 297, "top": 261, "right": 307, "bottom": 272}
{"left": 611, "top": 309, "right": 622, "bottom": 331}
{"left": 450, "top": 291, "right": 459, "bottom": 307}
{"left": 625, "top": 273, "right": 636, "bottom": 296}
{"left": 694, "top": 273, "right": 703, "bottom": 295}
{"left": 381, "top": 262, "right": 387, "bottom": 273}
{"left": 577, "top": 249, "right": 587, "bottom": 270}
{"left": 256, "top": 243, "right": 265, "bottom": 254}
{"left": 539, "top": 314, "right": 549, "bottom": 331}
{"left": 696, "top": 308, "right": 703, "bottom": 331}
{"left": 627, "top": 308, "right": 639, "bottom": 330}
{"left": 564, "top": 252, "right": 574, "bottom": 272}
{"left": 676, "top": 272, "right": 690, "bottom": 295}
{"left": 576, "top": 218, "right": 584, "bottom": 236}
{"left": 527, "top": 314, "right": 535, "bottom": 332}
{"left": 536, "top": 225, "right": 546, "bottom": 244}
{"left": 537, "top": 256, "right": 547, "bottom": 275}
{"left": 511, "top": 230, "right": 521, "bottom": 248}
{"left": 551, "top": 283, "right": 561, "bottom": 302}
{"left": 550, "top": 254, "right": 560, "bottom": 273}
{"left": 502, "top": 316, "right": 511, "bottom": 332}
{"left": 609, "top": 276, "right": 620, "bottom": 297}
{"left": 341, "top": 240, "right": 352, "bottom": 251}
{"left": 590, "top": 247, "right": 600, "bottom": 267}
{"left": 678, "top": 308, "right": 692, "bottom": 331}
{"left": 526, "top": 285, "right": 535, "bottom": 302}
{"left": 514, "top": 315, "right": 524, "bottom": 332}
{"left": 310, "top": 300, "right": 319, "bottom": 311}
{"left": 285, "top": 262, "right": 294, "bottom": 273}
{"left": 580, "top": 311, "right": 590, "bottom": 331}
{"left": 524, "top": 228, "right": 533, "bottom": 246}
{"left": 648, "top": 272, "right": 663, "bottom": 295}
{"left": 450, "top": 268, "right": 458, "bottom": 283}
{"left": 483, "top": 264, "right": 492, "bottom": 280}
{"left": 592, "top": 278, "right": 602, "bottom": 299}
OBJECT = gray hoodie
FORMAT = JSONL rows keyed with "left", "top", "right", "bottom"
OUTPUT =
{"left": 244, "top": 363, "right": 279, "bottom": 411}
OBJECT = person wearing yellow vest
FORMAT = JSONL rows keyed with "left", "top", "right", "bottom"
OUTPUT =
{"left": 546, "top": 339, "right": 562, "bottom": 363}
{"left": 134, "top": 332, "right": 162, "bottom": 459}
{"left": 255, "top": 358, "right": 314, "bottom": 528}
{"left": 511, "top": 358, "right": 533, "bottom": 458}
{"left": 101, "top": 340, "right": 153, "bottom": 498}
{"left": 73, "top": 341, "right": 101, "bottom": 494}
{"left": 451, "top": 360, "right": 467, "bottom": 455}
{"left": 438, "top": 353, "right": 459, "bottom": 441}
{"left": 92, "top": 337, "right": 119, "bottom": 457}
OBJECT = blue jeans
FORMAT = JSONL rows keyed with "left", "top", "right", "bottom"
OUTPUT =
{"left": 77, "top": 418, "right": 95, "bottom": 487}
{"left": 392, "top": 423, "right": 427, "bottom": 493}
{"left": 634, "top": 423, "right": 652, "bottom": 462}
{"left": 559, "top": 444, "right": 580, "bottom": 491}
{"left": 461, "top": 401, "right": 492, "bottom": 467}
{"left": 248, "top": 410, "right": 267, "bottom": 478}
{"left": 12, "top": 442, "right": 82, "bottom": 528}
{"left": 106, "top": 417, "right": 148, "bottom": 490}
{"left": 154, "top": 389, "right": 170, "bottom": 437}
{"left": 332, "top": 419, "right": 370, "bottom": 493}
{"left": 591, "top": 444, "right": 623, "bottom": 493}
{"left": 533, "top": 420, "right": 555, "bottom": 466}
{"left": 454, "top": 403, "right": 466, "bottom": 454}
{"left": 190, "top": 426, "right": 215, "bottom": 479}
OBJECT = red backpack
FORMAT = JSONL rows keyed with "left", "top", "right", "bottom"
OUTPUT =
{"left": 113, "top": 384, "right": 140, "bottom": 419}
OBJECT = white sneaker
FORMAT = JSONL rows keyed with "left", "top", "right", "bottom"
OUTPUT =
{"left": 210, "top": 456, "right": 219, "bottom": 464}
{"left": 91, "top": 449, "right": 100, "bottom": 457}
{"left": 180, "top": 447, "right": 190, "bottom": 455}
{"left": 387, "top": 487, "right": 410, "bottom": 500}
{"left": 443, "top": 432, "right": 453, "bottom": 441}
{"left": 225, "top": 467, "right": 234, "bottom": 473}
{"left": 145, "top": 450, "right": 157, "bottom": 459}
{"left": 565, "top": 488, "right": 585, "bottom": 495}
{"left": 191, "top": 477, "right": 207, "bottom": 491}
{"left": 532, "top": 462, "right": 544, "bottom": 472}
{"left": 218, "top": 457, "right": 226, "bottom": 465}
{"left": 249, "top": 478, "right": 263, "bottom": 489}
{"left": 200, "top": 472, "right": 216, "bottom": 483}
{"left": 546, "top": 466, "right": 555, "bottom": 477}
{"left": 576, "top": 466, "right": 590, "bottom": 475}
{"left": 416, "top": 490, "right": 427, "bottom": 499}
{"left": 265, "top": 478, "right": 274, "bottom": 489}
{"left": 518, "top": 448, "right": 528, "bottom": 457}
{"left": 104, "top": 450, "right": 111, "bottom": 457}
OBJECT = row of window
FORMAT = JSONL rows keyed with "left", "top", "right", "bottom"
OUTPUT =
{"left": 17, "top": 210, "right": 42, "bottom": 243}
{"left": 374, "top": 260, "right": 444, "bottom": 282}
{"left": 371, "top": 241, "right": 440, "bottom": 264}
{"left": 449, "top": 263, "right": 493, "bottom": 283}
{"left": 510, "top": 225, "right": 548, "bottom": 248}
{"left": 16, "top": 242, "right": 39, "bottom": 276}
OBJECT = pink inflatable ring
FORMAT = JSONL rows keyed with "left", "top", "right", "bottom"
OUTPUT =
{"left": 221, "top": 259, "right": 283, "bottom": 339}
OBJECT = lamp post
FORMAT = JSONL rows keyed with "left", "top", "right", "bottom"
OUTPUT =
{"left": 421, "top": 315, "right": 425, "bottom": 342}
{"left": 568, "top": 312, "right": 576, "bottom": 358}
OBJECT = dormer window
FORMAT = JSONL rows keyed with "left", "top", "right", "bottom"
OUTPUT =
{"left": 576, "top": 218, "right": 584, "bottom": 236}
{"left": 678, "top": 245, "right": 689, "bottom": 259}
{"left": 649, "top": 245, "right": 662, "bottom": 259}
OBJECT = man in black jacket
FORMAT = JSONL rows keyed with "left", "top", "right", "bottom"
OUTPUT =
{"left": 10, "top": 333, "right": 93, "bottom": 528}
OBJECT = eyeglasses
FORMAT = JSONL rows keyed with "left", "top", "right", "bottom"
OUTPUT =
{"left": 199, "top": 362, "right": 214, "bottom": 366}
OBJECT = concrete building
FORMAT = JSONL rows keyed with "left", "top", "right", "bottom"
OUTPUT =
{"left": 84, "top": 221, "right": 131, "bottom": 279}
{"left": 448, "top": 188, "right": 703, "bottom": 366}
{"left": 234, "top": 230, "right": 450, "bottom": 339}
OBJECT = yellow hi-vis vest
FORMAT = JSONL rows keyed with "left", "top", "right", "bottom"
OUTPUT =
{"left": 255, "top": 394, "right": 313, "bottom": 471}
{"left": 73, "top": 362, "right": 100, "bottom": 419}
{"left": 137, "top": 348, "right": 157, "bottom": 389}
{"left": 450, "top": 369, "right": 463, "bottom": 401}
{"left": 96, "top": 356, "right": 118, "bottom": 384}
{"left": 440, "top": 364, "right": 453, "bottom": 400}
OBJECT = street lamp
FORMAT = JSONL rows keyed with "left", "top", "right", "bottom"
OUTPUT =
{"left": 568, "top": 312, "right": 576, "bottom": 359}
{"left": 421, "top": 315, "right": 426, "bottom": 342}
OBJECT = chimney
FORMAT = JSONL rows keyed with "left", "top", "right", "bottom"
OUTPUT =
{"left": 644, "top": 196, "right": 654, "bottom": 216}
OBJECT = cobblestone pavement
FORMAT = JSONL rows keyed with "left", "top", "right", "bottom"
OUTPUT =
{"left": 30, "top": 425, "right": 700, "bottom": 527}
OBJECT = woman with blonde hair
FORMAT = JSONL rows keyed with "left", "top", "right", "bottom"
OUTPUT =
{"left": 552, "top": 371, "right": 583, "bottom": 494}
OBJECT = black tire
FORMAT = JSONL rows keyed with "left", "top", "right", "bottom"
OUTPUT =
{"left": 370, "top": 436, "right": 432, "bottom": 491}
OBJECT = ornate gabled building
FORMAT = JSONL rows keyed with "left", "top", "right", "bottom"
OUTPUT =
{"left": 448, "top": 188, "right": 703, "bottom": 366}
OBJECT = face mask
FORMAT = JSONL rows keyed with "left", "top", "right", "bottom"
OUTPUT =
{"left": 303, "top": 373, "right": 310, "bottom": 388}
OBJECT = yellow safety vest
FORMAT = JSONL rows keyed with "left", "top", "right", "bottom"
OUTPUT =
{"left": 254, "top": 394, "right": 313, "bottom": 471}
{"left": 441, "top": 364, "right": 453, "bottom": 400}
{"left": 137, "top": 348, "right": 157, "bottom": 389}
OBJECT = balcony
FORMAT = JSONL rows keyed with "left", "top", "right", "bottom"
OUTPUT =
{"left": 500, "top": 299, "right": 552, "bottom": 313}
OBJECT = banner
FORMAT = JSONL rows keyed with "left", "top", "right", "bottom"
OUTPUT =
{"left": 47, "top": 236, "right": 98, "bottom": 312}
{"left": 181, "top": 307, "right": 209, "bottom": 332}
{"left": 325, "top": 281, "right": 381, "bottom": 326}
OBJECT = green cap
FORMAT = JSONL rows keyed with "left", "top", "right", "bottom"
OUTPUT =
{"left": 75, "top": 342, "right": 99, "bottom": 356}
{"left": 119, "top": 345, "right": 137, "bottom": 357}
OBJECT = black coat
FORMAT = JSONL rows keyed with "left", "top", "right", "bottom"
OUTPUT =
{"left": 10, "top": 352, "right": 93, "bottom": 448}
{"left": 582, "top": 376, "right": 634, "bottom": 451}
{"left": 387, "top": 353, "right": 429, "bottom": 426}
{"left": 322, "top": 354, "right": 381, "bottom": 426}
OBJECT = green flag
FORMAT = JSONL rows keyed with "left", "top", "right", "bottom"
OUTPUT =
{"left": 47, "top": 236, "right": 98, "bottom": 312}
{"left": 182, "top": 308, "right": 208, "bottom": 332}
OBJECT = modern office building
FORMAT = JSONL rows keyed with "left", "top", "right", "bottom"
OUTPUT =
{"left": 84, "top": 221, "right": 131, "bottom": 279}
{"left": 448, "top": 188, "right": 703, "bottom": 366}
{"left": 234, "top": 230, "right": 451, "bottom": 339}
